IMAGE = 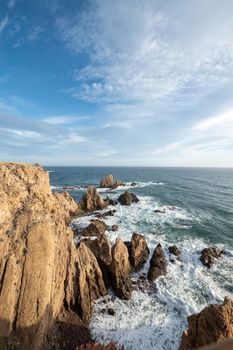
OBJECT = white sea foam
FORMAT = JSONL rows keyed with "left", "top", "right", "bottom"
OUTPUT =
{"left": 71, "top": 190, "right": 233, "bottom": 350}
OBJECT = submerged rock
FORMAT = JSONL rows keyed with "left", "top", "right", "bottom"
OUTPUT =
{"left": 117, "top": 191, "right": 139, "bottom": 206}
{"left": 169, "top": 245, "right": 182, "bottom": 256}
{"left": 179, "top": 297, "right": 233, "bottom": 350}
{"left": 200, "top": 247, "right": 224, "bottom": 268}
{"left": 80, "top": 187, "right": 108, "bottom": 212}
{"left": 147, "top": 243, "right": 168, "bottom": 281}
{"left": 129, "top": 233, "right": 149, "bottom": 270}
{"left": 110, "top": 238, "right": 132, "bottom": 300}
{"left": 95, "top": 209, "right": 117, "bottom": 218}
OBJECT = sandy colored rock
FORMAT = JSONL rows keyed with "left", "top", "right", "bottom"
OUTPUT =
{"left": 80, "top": 187, "right": 108, "bottom": 211}
{"left": 100, "top": 174, "right": 124, "bottom": 189}
{"left": 110, "top": 238, "right": 132, "bottom": 300}
{"left": 179, "top": 297, "right": 233, "bottom": 350}
{"left": 129, "top": 233, "right": 149, "bottom": 270}
{"left": 200, "top": 247, "right": 224, "bottom": 268}
{"left": 0, "top": 162, "right": 80, "bottom": 350}
{"left": 117, "top": 191, "right": 139, "bottom": 206}
{"left": 81, "top": 219, "right": 107, "bottom": 237}
{"left": 147, "top": 243, "right": 168, "bottom": 281}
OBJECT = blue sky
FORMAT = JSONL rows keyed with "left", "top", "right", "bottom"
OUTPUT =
{"left": 1, "top": 0, "right": 233, "bottom": 166}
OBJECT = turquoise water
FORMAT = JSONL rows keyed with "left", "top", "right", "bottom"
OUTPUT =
{"left": 47, "top": 166, "right": 233, "bottom": 350}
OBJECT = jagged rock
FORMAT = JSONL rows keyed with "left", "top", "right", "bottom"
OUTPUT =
{"left": 147, "top": 244, "right": 168, "bottom": 281}
{"left": 169, "top": 245, "right": 182, "bottom": 256}
{"left": 200, "top": 247, "right": 224, "bottom": 268}
{"left": 129, "top": 233, "right": 149, "bottom": 270}
{"left": 117, "top": 191, "right": 139, "bottom": 206}
{"left": 154, "top": 209, "right": 166, "bottom": 214}
{"left": 81, "top": 219, "right": 107, "bottom": 237}
{"left": 67, "top": 241, "right": 107, "bottom": 320}
{"left": 131, "top": 182, "right": 137, "bottom": 186}
{"left": 110, "top": 238, "right": 132, "bottom": 300}
{"left": 179, "top": 297, "right": 233, "bottom": 350}
{"left": 76, "top": 343, "right": 124, "bottom": 350}
{"left": 80, "top": 187, "right": 108, "bottom": 212}
{"left": 111, "top": 225, "right": 118, "bottom": 232}
{"left": 95, "top": 209, "right": 117, "bottom": 218}
{"left": 105, "top": 197, "right": 118, "bottom": 206}
{"left": 100, "top": 174, "right": 124, "bottom": 189}
{"left": 83, "top": 233, "right": 112, "bottom": 267}
{"left": 0, "top": 163, "right": 80, "bottom": 350}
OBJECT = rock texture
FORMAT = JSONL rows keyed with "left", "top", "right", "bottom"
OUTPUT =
{"left": 200, "top": 247, "right": 224, "bottom": 268}
{"left": 100, "top": 174, "right": 124, "bottom": 189}
{"left": 179, "top": 297, "right": 233, "bottom": 350}
{"left": 81, "top": 219, "right": 107, "bottom": 237}
{"left": 169, "top": 245, "right": 182, "bottom": 256}
{"left": 117, "top": 191, "right": 139, "bottom": 206}
{"left": 76, "top": 343, "right": 124, "bottom": 350}
{"left": 80, "top": 187, "right": 108, "bottom": 212}
{"left": 147, "top": 243, "right": 168, "bottom": 281}
{"left": 0, "top": 162, "right": 80, "bottom": 350}
{"left": 110, "top": 238, "right": 132, "bottom": 300}
{"left": 128, "top": 233, "right": 149, "bottom": 270}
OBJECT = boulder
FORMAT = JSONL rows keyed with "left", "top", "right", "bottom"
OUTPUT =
{"left": 179, "top": 297, "right": 233, "bottom": 350}
{"left": 95, "top": 209, "right": 117, "bottom": 218}
{"left": 200, "top": 247, "right": 224, "bottom": 268}
{"left": 81, "top": 219, "right": 107, "bottom": 237}
{"left": 0, "top": 163, "right": 80, "bottom": 350}
{"left": 111, "top": 225, "right": 119, "bottom": 232}
{"left": 147, "top": 244, "right": 168, "bottom": 281}
{"left": 117, "top": 191, "right": 139, "bottom": 206}
{"left": 80, "top": 187, "right": 108, "bottom": 212}
{"left": 169, "top": 245, "right": 182, "bottom": 256}
{"left": 110, "top": 238, "right": 132, "bottom": 300}
{"left": 129, "top": 233, "right": 149, "bottom": 270}
{"left": 100, "top": 175, "right": 124, "bottom": 189}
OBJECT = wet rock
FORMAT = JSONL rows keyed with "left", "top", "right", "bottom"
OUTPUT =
{"left": 95, "top": 209, "right": 117, "bottom": 218}
{"left": 129, "top": 233, "right": 149, "bottom": 270}
{"left": 80, "top": 187, "right": 108, "bottom": 212}
{"left": 107, "top": 308, "right": 115, "bottom": 316}
{"left": 76, "top": 343, "right": 124, "bottom": 350}
{"left": 131, "top": 182, "right": 137, "bottom": 186}
{"left": 100, "top": 174, "right": 124, "bottom": 189}
{"left": 81, "top": 219, "right": 107, "bottom": 237}
{"left": 200, "top": 247, "right": 224, "bottom": 268}
{"left": 111, "top": 225, "right": 118, "bottom": 232}
{"left": 147, "top": 243, "right": 168, "bottom": 281}
{"left": 110, "top": 238, "right": 132, "bottom": 300}
{"left": 117, "top": 191, "right": 139, "bottom": 206}
{"left": 169, "top": 245, "right": 182, "bottom": 256}
{"left": 154, "top": 209, "right": 166, "bottom": 214}
{"left": 179, "top": 297, "right": 233, "bottom": 350}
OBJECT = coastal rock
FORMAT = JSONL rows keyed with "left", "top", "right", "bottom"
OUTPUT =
{"left": 81, "top": 219, "right": 107, "bottom": 237}
{"left": 179, "top": 297, "right": 233, "bottom": 350}
{"left": 83, "top": 233, "right": 112, "bottom": 267}
{"left": 80, "top": 187, "right": 108, "bottom": 212}
{"left": 169, "top": 245, "right": 182, "bottom": 256}
{"left": 129, "top": 233, "right": 149, "bottom": 270}
{"left": 76, "top": 343, "right": 124, "bottom": 350}
{"left": 117, "top": 191, "right": 139, "bottom": 206}
{"left": 0, "top": 162, "right": 80, "bottom": 350}
{"left": 111, "top": 225, "right": 118, "bottom": 231}
{"left": 147, "top": 244, "right": 168, "bottom": 281}
{"left": 200, "top": 247, "right": 224, "bottom": 268}
{"left": 110, "top": 238, "right": 132, "bottom": 300}
{"left": 100, "top": 174, "right": 124, "bottom": 189}
{"left": 95, "top": 209, "right": 117, "bottom": 218}
{"left": 67, "top": 241, "right": 107, "bottom": 320}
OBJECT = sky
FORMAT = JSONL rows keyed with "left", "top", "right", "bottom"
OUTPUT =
{"left": 0, "top": 0, "right": 233, "bottom": 166}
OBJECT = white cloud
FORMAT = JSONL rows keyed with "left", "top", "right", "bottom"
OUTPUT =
{"left": 192, "top": 109, "right": 233, "bottom": 131}
{"left": 0, "top": 16, "right": 9, "bottom": 34}
{"left": 27, "top": 26, "right": 44, "bottom": 42}
{"left": 42, "top": 115, "right": 89, "bottom": 125}
{"left": 0, "top": 128, "right": 41, "bottom": 139}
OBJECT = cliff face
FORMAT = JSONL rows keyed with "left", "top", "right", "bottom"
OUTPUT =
{"left": 0, "top": 163, "right": 80, "bottom": 350}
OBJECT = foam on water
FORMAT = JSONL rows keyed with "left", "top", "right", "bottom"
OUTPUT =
{"left": 71, "top": 187, "right": 233, "bottom": 350}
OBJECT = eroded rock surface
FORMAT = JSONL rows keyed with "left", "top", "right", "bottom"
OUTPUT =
{"left": 110, "top": 238, "right": 132, "bottom": 300}
{"left": 80, "top": 187, "right": 108, "bottom": 212}
{"left": 169, "top": 245, "right": 182, "bottom": 256}
{"left": 129, "top": 233, "right": 149, "bottom": 270}
{"left": 147, "top": 243, "right": 168, "bottom": 281}
{"left": 200, "top": 247, "right": 224, "bottom": 268}
{"left": 179, "top": 297, "right": 233, "bottom": 350}
{"left": 117, "top": 191, "right": 139, "bottom": 206}
{"left": 100, "top": 174, "right": 124, "bottom": 189}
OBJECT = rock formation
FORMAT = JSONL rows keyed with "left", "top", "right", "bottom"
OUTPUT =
{"left": 200, "top": 247, "right": 224, "bottom": 268}
{"left": 0, "top": 162, "right": 80, "bottom": 350}
{"left": 81, "top": 219, "right": 107, "bottom": 237}
{"left": 179, "top": 297, "right": 233, "bottom": 350}
{"left": 169, "top": 245, "right": 182, "bottom": 256}
{"left": 80, "top": 187, "right": 108, "bottom": 212}
{"left": 110, "top": 238, "right": 132, "bottom": 300}
{"left": 76, "top": 343, "right": 124, "bottom": 350}
{"left": 147, "top": 243, "right": 168, "bottom": 281}
{"left": 117, "top": 191, "right": 139, "bottom": 206}
{"left": 100, "top": 174, "right": 124, "bottom": 189}
{"left": 128, "top": 233, "right": 149, "bottom": 270}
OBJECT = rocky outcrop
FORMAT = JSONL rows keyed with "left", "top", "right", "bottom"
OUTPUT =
{"left": 117, "top": 191, "right": 139, "bottom": 206}
{"left": 100, "top": 174, "right": 124, "bottom": 189}
{"left": 0, "top": 162, "right": 80, "bottom": 350}
{"left": 200, "top": 247, "right": 224, "bottom": 268}
{"left": 128, "top": 233, "right": 149, "bottom": 270}
{"left": 110, "top": 239, "right": 132, "bottom": 300}
{"left": 80, "top": 187, "right": 108, "bottom": 212}
{"left": 76, "top": 343, "right": 124, "bottom": 350}
{"left": 81, "top": 219, "right": 107, "bottom": 237}
{"left": 147, "top": 244, "right": 168, "bottom": 281}
{"left": 169, "top": 245, "right": 182, "bottom": 256}
{"left": 179, "top": 297, "right": 233, "bottom": 350}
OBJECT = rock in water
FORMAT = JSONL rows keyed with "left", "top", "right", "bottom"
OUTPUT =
{"left": 76, "top": 343, "right": 124, "bottom": 350}
{"left": 0, "top": 162, "right": 80, "bottom": 350}
{"left": 200, "top": 247, "right": 224, "bottom": 267}
{"left": 80, "top": 187, "right": 108, "bottom": 211}
{"left": 110, "top": 238, "right": 132, "bottom": 300}
{"left": 81, "top": 219, "right": 107, "bottom": 237}
{"left": 168, "top": 245, "right": 182, "bottom": 256}
{"left": 100, "top": 174, "right": 124, "bottom": 189}
{"left": 179, "top": 297, "right": 233, "bottom": 350}
{"left": 117, "top": 191, "right": 139, "bottom": 206}
{"left": 129, "top": 233, "right": 149, "bottom": 270}
{"left": 147, "top": 243, "right": 168, "bottom": 281}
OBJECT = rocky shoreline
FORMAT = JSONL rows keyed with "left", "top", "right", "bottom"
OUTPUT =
{"left": 0, "top": 164, "right": 232, "bottom": 350}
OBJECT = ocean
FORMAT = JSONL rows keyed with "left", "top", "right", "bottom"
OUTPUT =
{"left": 47, "top": 166, "right": 233, "bottom": 350}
